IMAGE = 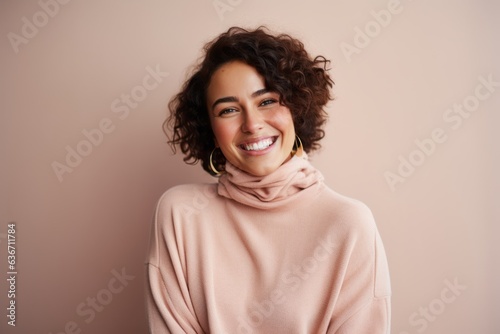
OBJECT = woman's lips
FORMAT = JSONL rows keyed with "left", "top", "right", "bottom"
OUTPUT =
{"left": 239, "top": 136, "right": 278, "bottom": 152}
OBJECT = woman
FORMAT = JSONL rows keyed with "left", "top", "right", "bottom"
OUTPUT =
{"left": 146, "top": 26, "right": 391, "bottom": 333}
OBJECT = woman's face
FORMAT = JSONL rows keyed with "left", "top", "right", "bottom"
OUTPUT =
{"left": 207, "top": 61, "right": 296, "bottom": 177}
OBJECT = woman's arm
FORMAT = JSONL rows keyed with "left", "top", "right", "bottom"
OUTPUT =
{"left": 328, "top": 211, "right": 392, "bottom": 334}
{"left": 146, "top": 264, "right": 205, "bottom": 334}
{"left": 145, "top": 190, "right": 206, "bottom": 334}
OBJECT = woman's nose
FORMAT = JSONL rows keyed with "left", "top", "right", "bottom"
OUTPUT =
{"left": 241, "top": 107, "right": 264, "bottom": 133}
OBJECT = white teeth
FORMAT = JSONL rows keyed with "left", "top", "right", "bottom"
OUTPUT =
{"left": 243, "top": 138, "right": 274, "bottom": 151}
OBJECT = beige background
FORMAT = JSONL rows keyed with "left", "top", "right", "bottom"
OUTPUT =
{"left": 1, "top": 0, "right": 498, "bottom": 333}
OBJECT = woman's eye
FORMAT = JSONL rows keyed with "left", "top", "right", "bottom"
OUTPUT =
{"left": 218, "top": 108, "right": 237, "bottom": 117}
{"left": 260, "top": 99, "right": 277, "bottom": 107}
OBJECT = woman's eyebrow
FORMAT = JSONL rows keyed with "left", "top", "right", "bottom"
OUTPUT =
{"left": 211, "top": 96, "right": 238, "bottom": 110}
{"left": 211, "top": 88, "right": 270, "bottom": 110}
{"left": 251, "top": 88, "right": 269, "bottom": 97}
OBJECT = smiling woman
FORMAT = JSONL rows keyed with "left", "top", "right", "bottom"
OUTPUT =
{"left": 165, "top": 26, "right": 332, "bottom": 176}
{"left": 146, "top": 26, "right": 391, "bottom": 334}
{"left": 207, "top": 61, "right": 296, "bottom": 176}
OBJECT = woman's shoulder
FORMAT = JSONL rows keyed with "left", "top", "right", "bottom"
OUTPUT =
{"left": 156, "top": 183, "right": 220, "bottom": 211}
{"left": 317, "top": 184, "right": 377, "bottom": 231}
{"left": 320, "top": 184, "right": 373, "bottom": 213}
{"left": 152, "top": 183, "right": 220, "bottom": 232}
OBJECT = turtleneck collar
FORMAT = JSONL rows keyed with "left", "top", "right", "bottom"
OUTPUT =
{"left": 217, "top": 153, "right": 324, "bottom": 209}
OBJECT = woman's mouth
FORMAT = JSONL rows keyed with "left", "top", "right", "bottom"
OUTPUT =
{"left": 239, "top": 136, "right": 277, "bottom": 151}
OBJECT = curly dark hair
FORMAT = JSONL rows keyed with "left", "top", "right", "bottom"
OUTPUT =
{"left": 165, "top": 26, "right": 334, "bottom": 175}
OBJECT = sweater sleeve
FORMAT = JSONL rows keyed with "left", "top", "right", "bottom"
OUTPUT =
{"left": 145, "top": 190, "right": 206, "bottom": 334}
{"left": 332, "top": 296, "right": 391, "bottom": 334}
{"left": 146, "top": 264, "right": 205, "bottom": 334}
{"left": 329, "top": 208, "right": 392, "bottom": 334}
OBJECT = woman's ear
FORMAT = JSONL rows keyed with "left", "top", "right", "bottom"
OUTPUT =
{"left": 213, "top": 137, "right": 219, "bottom": 148}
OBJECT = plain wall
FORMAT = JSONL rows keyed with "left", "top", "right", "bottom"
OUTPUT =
{"left": 1, "top": 0, "right": 498, "bottom": 333}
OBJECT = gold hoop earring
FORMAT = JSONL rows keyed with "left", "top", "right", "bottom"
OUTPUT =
{"left": 209, "top": 147, "right": 222, "bottom": 176}
{"left": 292, "top": 135, "right": 304, "bottom": 157}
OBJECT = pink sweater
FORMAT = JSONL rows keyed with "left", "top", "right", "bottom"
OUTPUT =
{"left": 146, "top": 155, "right": 391, "bottom": 333}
